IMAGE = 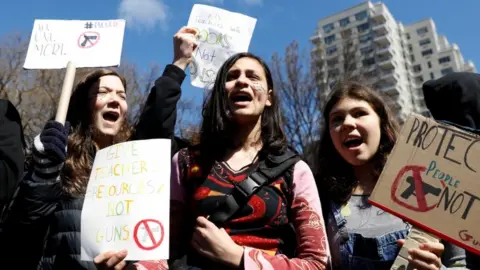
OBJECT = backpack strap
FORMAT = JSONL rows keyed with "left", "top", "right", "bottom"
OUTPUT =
{"left": 209, "top": 150, "right": 300, "bottom": 226}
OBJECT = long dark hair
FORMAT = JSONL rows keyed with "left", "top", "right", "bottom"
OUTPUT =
{"left": 62, "top": 69, "right": 131, "bottom": 197}
{"left": 198, "top": 52, "right": 287, "bottom": 161}
{"left": 314, "top": 81, "right": 399, "bottom": 205}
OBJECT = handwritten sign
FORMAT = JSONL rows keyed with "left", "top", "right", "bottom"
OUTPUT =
{"left": 187, "top": 4, "right": 257, "bottom": 88}
{"left": 24, "top": 19, "right": 125, "bottom": 69}
{"left": 369, "top": 114, "right": 480, "bottom": 255}
{"left": 81, "top": 139, "right": 171, "bottom": 261}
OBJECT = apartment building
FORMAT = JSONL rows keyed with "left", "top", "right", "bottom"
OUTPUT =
{"left": 311, "top": 1, "right": 476, "bottom": 125}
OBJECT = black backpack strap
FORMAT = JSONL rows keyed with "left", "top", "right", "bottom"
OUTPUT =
{"left": 208, "top": 150, "right": 300, "bottom": 226}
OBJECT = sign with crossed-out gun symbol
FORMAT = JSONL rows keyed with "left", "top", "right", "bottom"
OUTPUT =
{"left": 78, "top": 32, "right": 100, "bottom": 48}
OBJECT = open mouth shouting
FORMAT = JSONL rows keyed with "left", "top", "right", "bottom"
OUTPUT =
{"left": 343, "top": 135, "right": 364, "bottom": 150}
{"left": 102, "top": 110, "right": 120, "bottom": 124}
{"left": 230, "top": 91, "right": 253, "bottom": 107}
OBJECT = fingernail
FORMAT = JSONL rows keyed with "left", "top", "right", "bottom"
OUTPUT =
{"left": 119, "top": 249, "right": 127, "bottom": 255}
{"left": 407, "top": 255, "right": 412, "bottom": 261}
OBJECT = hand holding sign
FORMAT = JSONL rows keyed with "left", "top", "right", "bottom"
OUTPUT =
{"left": 173, "top": 27, "right": 198, "bottom": 70}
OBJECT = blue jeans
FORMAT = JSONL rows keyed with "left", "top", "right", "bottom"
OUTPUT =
{"left": 331, "top": 202, "right": 410, "bottom": 270}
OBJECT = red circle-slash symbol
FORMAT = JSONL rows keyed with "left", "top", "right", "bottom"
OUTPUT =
{"left": 77, "top": 31, "right": 100, "bottom": 49}
{"left": 391, "top": 165, "right": 446, "bottom": 212}
{"left": 133, "top": 219, "right": 164, "bottom": 250}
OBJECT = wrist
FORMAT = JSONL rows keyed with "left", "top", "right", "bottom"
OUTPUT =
{"left": 225, "top": 244, "right": 244, "bottom": 268}
{"left": 172, "top": 58, "right": 190, "bottom": 70}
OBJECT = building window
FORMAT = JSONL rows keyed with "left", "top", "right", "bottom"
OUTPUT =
{"left": 360, "top": 46, "right": 374, "bottom": 55}
{"left": 439, "top": 56, "right": 451, "bottom": 64}
{"left": 341, "top": 29, "right": 352, "bottom": 39}
{"left": 428, "top": 61, "right": 432, "bottom": 68}
{"left": 326, "top": 45, "right": 337, "bottom": 55}
{"left": 327, "top": 58, "right": 339, "bottom": 66}
{"left": 430, "top": 72, "right": 435, "bottom": 79}
{"left": 324, "top": 34, "right": 336, "bottom": 45}
{"left": 422, "top": 49, "right": 433, "bottom": 56}
{"left": 419, "top": 38, "right": 431, "bottom": 46}
{"left": 355, "top": 11, "right": 368, "bottom": 21}
{"left": 441, "top": 67, "right": 454, "bottom": 75}
{"left": 323, "top": 23, "right": 334, "bottom": 33}
{"left": 410, "top": 54, "right": 415, "bottom": 62}
{"left": 408, "top": 44, "right": 413, "bottom": 52}
{"left": 359, "top": 33, "right": 372, "bottom": 44}
{"left": 415, "top": 75, "right": 424, "bottom": 83}
{"left": 357, "top": 22, "right": 370, "bottom": 33}
{"left": 362, "top": 58, "right": 375, "bottom": 66}
{"left": 329, "top": 68, "right": 340, "bottom": 77}
{"left": 340, "top": 17, "right": 350, "bottom": 27}
{"left": 413, "top": 64, "right": 422, "bottom": 73}
{"left": 406, "top": 33, "right": 411, "bottom": 40}
{"left": 417, "top": 27, "right": 429, "bottom": 35}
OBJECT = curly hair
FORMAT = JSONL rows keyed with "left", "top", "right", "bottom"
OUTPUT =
{"left": 61, "top": 69, "right": 132, "bottom": 197}
{"left": 313, "top": 81, "right": 399, "bottom": 205}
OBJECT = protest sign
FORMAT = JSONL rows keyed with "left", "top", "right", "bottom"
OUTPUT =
{"left": 24, "top": 19, "right": 125, "bottom": 69}
{"left": 187, "top": 4, "right": 257, "bottom": 88}
{"left": 81, "top": 139, "right": 171, "bottom": 261}
{"left": 369, "top": 113, "right": 480, "bottom": 255}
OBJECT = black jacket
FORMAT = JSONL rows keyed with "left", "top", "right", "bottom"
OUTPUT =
{"left": 0, "top": 99, "right": 25, "bottom": 210}
{"left": 422, "top": 71, "right": 480, "bottom": 269}
{"left": 1, "top": 64, "right": 188, "bottom": 269}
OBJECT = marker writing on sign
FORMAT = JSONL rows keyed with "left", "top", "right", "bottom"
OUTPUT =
{"left": 405, "top": 117, "right": 480, "bottom": 173}
{"left": 34, "top": 22, "right": 66, "bottom": 57}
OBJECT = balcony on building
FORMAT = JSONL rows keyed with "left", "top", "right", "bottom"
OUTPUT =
{"left": 377, "top": 56, "right": 396, "bottom": 69}
{"left": 376, "top": 45, "right": 394, "bottom": 57}
{"left": 374, "top": 32, "right": 392, "bottom": 46}
{"left": 372, "top": 16, "right": 388, "bottom": 36}
{"left": 379, "top": 69, "right": 399, "bottom": 84}
{"left": 377, "top": 82, "right": 400, "bottom": 96}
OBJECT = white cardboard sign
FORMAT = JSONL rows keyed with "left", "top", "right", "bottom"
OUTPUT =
{"left": 187, "top": 4, "right": 257, "bottom": 88}
{"left": 81, "top": 139, "right": 171, "bottom": 261}
{"left": 24, "top": 19, "right": 125, "bottom": 69}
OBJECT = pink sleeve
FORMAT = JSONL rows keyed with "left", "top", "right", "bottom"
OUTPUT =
{"left": 170, "top": 151, "right": 185, "bottom": 202}
{"left": 243, "top": 160, "right": 331, "bottom": 270}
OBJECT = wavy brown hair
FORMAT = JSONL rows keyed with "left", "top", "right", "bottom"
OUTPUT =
{"left": 313, "top": 81, "right": 399, "bottom": 205}
{"left": 62, "top": 69, "right": 131, "bottom": 197}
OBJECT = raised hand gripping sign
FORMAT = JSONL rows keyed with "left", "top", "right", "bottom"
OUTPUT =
{"left": 187, "top": 4, "right": 257, "bottom": 89}
{"left": 80, "top": 139, "right": 171, "bottom": 261}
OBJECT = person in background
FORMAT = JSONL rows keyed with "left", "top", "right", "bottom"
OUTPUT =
{"left": 423, "top": 71, "right": 480, "bottom": 270}
{"left": 95, "top": 52, "right": 331, "bottom": 270}
{"left": 1, "top": 26, "right": 198, "bottom": 269}
{"left": 0, "top": 98, "right": 25, "bottom": 216}
{"left": 313, "top": 81, "right": 467, "bottom": 270}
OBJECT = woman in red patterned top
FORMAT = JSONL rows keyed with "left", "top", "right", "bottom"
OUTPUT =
{"left": 95, "top": 52, "right": 330, "bottom": 270}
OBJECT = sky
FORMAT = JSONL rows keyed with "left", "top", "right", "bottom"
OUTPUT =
{"left": 2, "top": 0, "right": 479, "bottom": 109}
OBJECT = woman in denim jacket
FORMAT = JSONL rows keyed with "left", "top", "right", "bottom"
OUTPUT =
{"left": 313, "top": 81, "right": 467, "bottom": 270}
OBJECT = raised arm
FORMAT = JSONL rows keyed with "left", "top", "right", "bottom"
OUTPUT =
{"left": 132, "top": 27, "right": 197, "bottom": 155}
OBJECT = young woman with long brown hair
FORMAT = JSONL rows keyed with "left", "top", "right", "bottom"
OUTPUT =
{"left": 2, "top": 27, "right": 198, "bottom": 270}
{"left": 96, "top": 52, "right": 331, "bottom": 270}
{"left": 314, "top": 81, "right": 466, "bottom": 270}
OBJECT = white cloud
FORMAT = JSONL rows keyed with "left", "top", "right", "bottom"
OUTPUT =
{"left": 244, "top": 0, "right": 262, "bottom": 5}
{"left": 118, "top": 0, "right": 168, "bottom": 31}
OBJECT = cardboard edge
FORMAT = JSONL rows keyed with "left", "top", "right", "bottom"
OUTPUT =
{"left": 368, "top": 199, "right": 480, "bottom": 256}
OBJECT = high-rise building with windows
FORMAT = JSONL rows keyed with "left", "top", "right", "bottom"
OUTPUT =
{"left": 310, "top": 1, "right": 476, "bottom": 124}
